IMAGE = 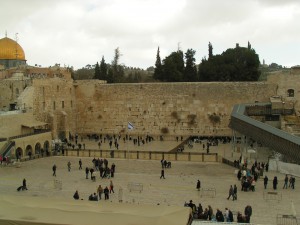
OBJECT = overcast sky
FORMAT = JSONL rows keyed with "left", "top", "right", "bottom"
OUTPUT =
{"left": 1, "top": 0, "right": 300, "bottom": 69}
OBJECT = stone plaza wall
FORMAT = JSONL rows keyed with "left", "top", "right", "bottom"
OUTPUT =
{"left": 74, "top": 82, "right": 277, "bottom": 137}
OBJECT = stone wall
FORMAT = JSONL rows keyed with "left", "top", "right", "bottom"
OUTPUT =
{"left": 267, "top": 73, "right": 300, "bottom": 110}
{"left": 0, "top": 79, "right": 31, "bottom": 111}
{"left": 32, "top": 78, "right": 77, "bottom": 139}
{"left": 74, "top": 82, "right": 277, "bottom": 137}
{"left": 4, "top": 72, "right": 300, "bottom": 141}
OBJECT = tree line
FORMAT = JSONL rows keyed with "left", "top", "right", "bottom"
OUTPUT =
{"left": 74, "top": 42, "right": 261, "bottom": 82}
{"left": 154, "top": 42, "right": 261, "bottom": 82}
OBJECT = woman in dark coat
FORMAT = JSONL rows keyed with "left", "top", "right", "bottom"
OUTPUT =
{"left": 273, "top": 176, "right": 278, "bottom": 190}
{"left": 196, "top": 180, "right": 201, "bottom": 191}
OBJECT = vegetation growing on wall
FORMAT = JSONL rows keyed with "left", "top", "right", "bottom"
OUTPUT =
{"left": 171, "top": 111, "right": 180, "bottom": 122}
{"left": 187, "top": 114, "right": 197, "bottom": 126}
{"left": 209, "top": 113, "right": 220, "bottom": 126}
{"left": 161, "top": 127, "right": 169, "bottom": 134}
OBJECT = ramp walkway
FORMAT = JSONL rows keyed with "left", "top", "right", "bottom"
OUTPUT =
{"left": 229, "top": 103, "right": 300, "bottom": 164}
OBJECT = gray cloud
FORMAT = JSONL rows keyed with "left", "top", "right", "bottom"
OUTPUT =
{"left": 1, "top": 0, "right": 299, "bottom": 69}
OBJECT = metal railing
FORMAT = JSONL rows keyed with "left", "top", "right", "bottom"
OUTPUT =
{"left": 0, "top": 140, "right": 15, "bottom": 157}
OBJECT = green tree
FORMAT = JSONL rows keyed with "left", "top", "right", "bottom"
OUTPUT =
{"left": 208, "top": 42, "right": 213, "bottom": 59}
{"left": 162, "top": 50, "right": 184, "bottom": 82}
{"left": 184, "top": 48, "right": 198, "bottom": 81}
{"left": 99, "top": 56, "right": 107, "bottom": 80}
{"left": 94, "top": 62, "right": 100, "bottom": 79}
{"left": 199, "top": 43, "right": 260, "bottom": 81}
{"left": 107, "top": 47, "right": 125, "bottom": 83}
{"left": 153, "top": 47, "right": 162, "bottom": 80}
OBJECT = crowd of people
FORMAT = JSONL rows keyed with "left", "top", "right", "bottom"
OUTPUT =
{"left": 236, "top": 160, "right": 296, "bottom": 192}
{"left": 185, "top": 199, "right": 252, "bottom": 223}
{"left": 65, "top": 133, "right": 157, "bottom": 152}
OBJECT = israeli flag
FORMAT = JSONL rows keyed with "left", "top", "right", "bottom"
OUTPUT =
{"left": 128, "top": 122, "right": 134, "bottom": 130}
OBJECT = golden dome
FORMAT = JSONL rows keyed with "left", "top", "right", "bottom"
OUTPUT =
{"left": 0, "top": 37, "right": 25, "bottom": 60}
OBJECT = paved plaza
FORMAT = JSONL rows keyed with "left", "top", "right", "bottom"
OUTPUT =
{"left": 0, "top": 139, "right": 299, "bottom": 225}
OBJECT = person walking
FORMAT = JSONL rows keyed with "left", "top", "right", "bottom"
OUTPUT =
{"left": 227, "top": 185, "right": 234, "bottom": 200}
{"left": 233, "top": 184, "right": 237, "bottom": 200}
{"left": 85, "top": 167, "right": 89, "bottom": 179}
{"left": 160, "top": 169, "right": 165, "bottom": 179}
{"left": 264, "top": 176, "right": 268, "bottom": 189}
{"left": 97, "top": 185, "right": 103, "bottom": 200}
{"left": 79, "top": 159, "right": 82, "bottom": 170}
{"left": 52, "top": 164, "right": 57, "bottom": 176}
{"left": 109, "top": 180, "right": 114, "bottom": 193}
{"left": 283, "top": 175, "right": 288, "bottom": 189}
{"left": 104, "top": 186, "right": 109, "bottom": 200}
{"left": 196, "top": 179, "right": 201, "bottom": 191}
{"left": 67, "top": 161, "right": 71, "bottom": 172}
{"left": 290, "top": 176, "right": 295, "bottom": 189}
{"left": 22, "top": 178, "right": 28, "bottom": 190}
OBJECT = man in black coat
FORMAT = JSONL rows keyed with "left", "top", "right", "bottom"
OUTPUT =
{"left": 244, "top": 205, "right": 252, "bottom": 223}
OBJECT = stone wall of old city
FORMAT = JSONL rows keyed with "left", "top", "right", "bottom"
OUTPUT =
{"left": 3, "top": 71, "right": 300, "bottom": 140}
{"left": 0, "top": 79, "right": 31, "bottom": 111}
{"left": 73, "top": 81, "right": 277, "bottom": 137}
{"left": 267, "top": 72, "right": 300, "bottom": 110}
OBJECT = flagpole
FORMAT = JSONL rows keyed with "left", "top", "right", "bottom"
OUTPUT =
{"left": 127, "top": 122, "right": 134, "bottom": 161}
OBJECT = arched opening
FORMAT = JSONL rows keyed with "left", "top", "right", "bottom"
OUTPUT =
{"left": 25, "top": 145, "right": 33, "bottom": 159}
{"left": 16, "top": 88, "right": 19, "bottom": 97}
{"left": 287, "top": 89, "right": 294, "bottom": 97}
{"left": 15, "top": 147, "right": 23, "bottom": 159}
{"left": 44, "top": 141, "right": 50, "bottom": 156}
{"left": 35, "top": 142, "right": 41, "bottom": 155}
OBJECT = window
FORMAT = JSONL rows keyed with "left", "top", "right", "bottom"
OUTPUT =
{"left": 53, "top": 101, "right": 56, "bottom": 110}
{"left": 62, "top": 101, "right": 64, "bottom": 109}
{"left": 57, "top": 85, "right": 59, "bottom": 92}
{"left": 70, "top": 100, "right": 73, "bottom": 108}
{"left": 287, "top": 89, "right": 294, "bottom": 97}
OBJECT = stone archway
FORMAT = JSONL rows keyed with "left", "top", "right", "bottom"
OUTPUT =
{"left": 25, "top": 145, "right": 33, "bottom": 159}
{"left": 15, "top": 147, "right": 23, "bottom": 159}
{"left": 35, "top": 142, "right": 41, "bottom": 155}
{"left": 44, "top": 141, "right": 50, "bottom": 156}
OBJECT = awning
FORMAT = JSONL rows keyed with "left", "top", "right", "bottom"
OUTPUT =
{"left": 21, "top": 120, "right": 48, "bottom": 128}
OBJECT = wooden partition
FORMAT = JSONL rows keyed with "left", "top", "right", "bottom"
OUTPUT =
{"left": 65, "top": 150, "right": 218, "bottom": 163}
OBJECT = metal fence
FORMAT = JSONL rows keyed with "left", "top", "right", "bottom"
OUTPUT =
{"left": 277, "top": 214, "right": 298, "bottom": 225}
